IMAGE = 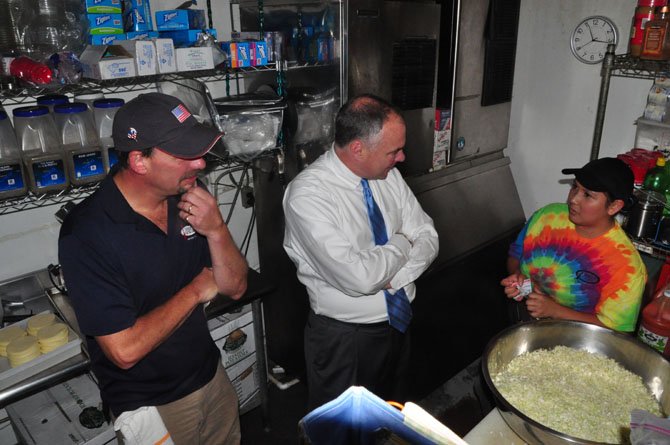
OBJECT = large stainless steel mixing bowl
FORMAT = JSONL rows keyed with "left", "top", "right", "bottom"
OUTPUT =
{"left": 482, "top": 320, "right": 670, "bottom": 445}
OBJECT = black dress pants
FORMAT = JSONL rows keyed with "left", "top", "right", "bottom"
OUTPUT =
{"left": 304, "top": 310, "right": 411, "bottom": 410}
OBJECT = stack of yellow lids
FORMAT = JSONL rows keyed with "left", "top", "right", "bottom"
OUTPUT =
{"left": 7, "top": 336, "right": 40, "bottom": 368}
{"left": 0, "top": 326, "right": 26, "bottom": 357}
{"left": 26, "top": 313, "right": 56, "bottom": 336}
{"left": 37, "top": 323, "right": 69, "bottom": 353}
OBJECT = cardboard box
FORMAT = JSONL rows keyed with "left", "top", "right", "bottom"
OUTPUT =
{"left": 434, "top": 108, "right": 451, "bottom": 153}
{"left": 87, "top": 13, "right": 124, "bottom": 35}
{"left": 85, "top": 0, "right": 121, "bottom": 14}
{"left": 209, "top": 306, "right": 255, "bottom": 369}
{"left": 159, "top": 28, "right": 217, "bottom": 47}
{"left": 154, "top": 38, "right": 176, "bottom": 73}
{"left": 155, "top": 9, "right": 206, "bottom": 31}
{"left": 80, "top": 45, "right": 136, "bottom": 80}
{"left": 226, "top": 352, "right": 260, "bottom": 413}
{"left": 88, "top": 33, "right": 126, "bottom": 45}
{"left": 252, "top": 41, "right": 268, "bottom": 66}
{"left": 119, "top": 40, "right": 157, "bottom": 76}
{"left": 175, "top": 46, "right": 214, "bottom": 71}
{"left": 7, "top": 374, "right": 116, "bottom": 445}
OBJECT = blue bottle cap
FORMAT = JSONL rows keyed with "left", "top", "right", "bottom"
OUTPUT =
{"left": 36, "top": 94, "right": 69, "bottom": 106}
{"left": 93, "top": 98, "right": 125, "bottom": 109}
{"left": 54, "top": 102, "right": 89, "bottom": 114}
{"left": 13, "top": 106, "right": 49, "bottom": 118}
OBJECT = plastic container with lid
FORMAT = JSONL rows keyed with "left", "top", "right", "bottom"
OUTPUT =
{"left": 36, "top": 94, "right": 69, "bottom": 114}
{"left": 12, "top": 105, "right": 68, "bottom": 194}
{"left": 75, "top": 91, "right": 104, "bottom": 111}
{"left": 93, "top": 98, "right": 124, "bottom": 172}
{"left": 638, "top": 284, "right": 670, "bottom": 359}
{"left": 54, "top": 102, "right": 106, "bottom": 185}
{"left": 0, "top": 109, "right": 27, "bottom": 199}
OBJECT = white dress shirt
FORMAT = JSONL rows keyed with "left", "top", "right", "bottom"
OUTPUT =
{"left": 283, "top": 148, "right": 439, "bottom": 323}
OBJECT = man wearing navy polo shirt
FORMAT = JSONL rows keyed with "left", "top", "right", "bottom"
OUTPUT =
{"left": 59, "top": 93, "right": 248, "bottom": 444}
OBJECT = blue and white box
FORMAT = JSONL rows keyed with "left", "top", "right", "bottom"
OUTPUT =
{"left": 84, "top": 0, "right": 122, "bottom": 14}
{"left": 119, "top": 40, "right": 157, "bottom": 76}
{"left": 89, "top": 33, "right": 126, "bottom": 45}
{"left": 87, "top": 13, "right": 124, "bottom": 35}
{"left": 126, "top": 30, "right": 159, "bottom": 40}
{"left": 155, "top": 9, "right": 206, "bottom": 31}
{"left": 123, "top": 0, "right": 153, "bottom": 32}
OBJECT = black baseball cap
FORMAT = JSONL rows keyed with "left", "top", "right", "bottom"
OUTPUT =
{"left": 112, "top": 93, "right": 222, "bottom": 159}
{"left": 562, "top": 157, "right": 635, "bottom": 206}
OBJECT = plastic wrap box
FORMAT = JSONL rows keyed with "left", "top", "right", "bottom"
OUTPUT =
{"left": 155, "top": 9, "right": 206, "bottom": 31}
{"left": 87, "top": 14, "right": 124, "bottom": 35}
{"left": 0, "top": 311, "right": 82, "bottom": 391}
{"left": 85, "top": 0, "right": 122, "bottom": 14}
{"left": 7, "top": 374, "right": 115, "bottom": 445}
{"left": 635, "top": 117, "right": 670, "bottom": 151}
{"left": 89, "top": 34, "right": 126, "bottom": 45}
{"left": 175, "top": 46, "right": 214, "bottom": 71}
{"left": 126, "top": 30, "right": 159, "bottom": 40}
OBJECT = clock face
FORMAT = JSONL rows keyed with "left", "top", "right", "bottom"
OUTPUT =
{"left": 570, "top": 16, "right": 618, "bottom": 64}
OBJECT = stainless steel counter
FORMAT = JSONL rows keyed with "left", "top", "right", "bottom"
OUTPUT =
{"left": 0, "top": 269, "right": 90, "bottom": 408}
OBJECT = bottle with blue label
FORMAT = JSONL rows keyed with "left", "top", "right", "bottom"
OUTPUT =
{"left": 0, "top": 109, "right": 28, "bottom": 200}
{"left": 54, "top": 103, "right": 106, "bottom": 186}
{"left": 13, "top": 106, "right": 69, "bottom": 194}
{"left": 93, "top": 98, "right": 124, "bottom": 172}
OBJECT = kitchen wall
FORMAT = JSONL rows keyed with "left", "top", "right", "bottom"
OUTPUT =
{"left": 508, "top": 0, "right": 648, "bottom": 215}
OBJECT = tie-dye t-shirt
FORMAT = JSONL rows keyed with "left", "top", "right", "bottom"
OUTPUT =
{"left": 508, "top": 203, "right": 646, "bottom": 332}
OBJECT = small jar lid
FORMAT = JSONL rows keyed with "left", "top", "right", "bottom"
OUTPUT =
{"left": 12, "top": 106, "right": 49, "bottom": 118}
{"left": 54, "top": 102, "right": 88, "bottom": 114}
{"left": 93, "top": 98, "right": 125, "bottom": 109}
{"left": 36, "top": 94, "right": 69, "bottom": 106}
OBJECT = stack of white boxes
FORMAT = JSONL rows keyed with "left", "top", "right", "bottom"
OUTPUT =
{"left": 207, "top": 304, "right": 260, "bottom": 414}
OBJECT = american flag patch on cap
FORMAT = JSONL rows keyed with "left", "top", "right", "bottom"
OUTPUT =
{"left": 171, "top": 104, "right": 191, "bottom": 123}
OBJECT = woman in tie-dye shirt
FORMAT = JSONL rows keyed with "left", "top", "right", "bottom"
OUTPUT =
{"left": 501, "top": 158, "right": 646, "bottom": 332}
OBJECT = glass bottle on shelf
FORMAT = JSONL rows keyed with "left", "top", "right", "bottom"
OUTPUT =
{"left": 641, "top": 5, "right": 670, "bottom": 60}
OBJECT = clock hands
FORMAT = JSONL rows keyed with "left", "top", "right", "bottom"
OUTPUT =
{"left": 585, "top": 22, "right": 595, "bottom": 41}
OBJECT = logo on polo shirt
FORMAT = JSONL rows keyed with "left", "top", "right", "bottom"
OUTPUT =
{"left": 181, "top": 224, "right": 196, "bottom": 239}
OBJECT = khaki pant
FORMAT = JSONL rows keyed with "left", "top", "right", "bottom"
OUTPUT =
{"left": 156, "top": 363, "right": 241, "bottom": 445}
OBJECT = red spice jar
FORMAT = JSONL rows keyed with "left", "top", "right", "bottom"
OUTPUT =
{"left": 631, "top": 5, "right": 657, "bottom": 57}
{"left": 642, "top": 5, "right": 670, "bottom": 60}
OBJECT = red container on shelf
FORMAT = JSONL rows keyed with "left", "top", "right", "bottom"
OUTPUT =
{"left": 618, "top": 153, "right": 648, "bottom": 185}
{"left": 638, "top": 286, "right": 670, "bottom": 359}
{"left": 631, "top": 6, "right": 656, "bottom": 57}
{"left": 638, "top": 0, "right": 668, "bottom": 6}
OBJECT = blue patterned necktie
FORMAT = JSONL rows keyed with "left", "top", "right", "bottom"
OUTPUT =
{"left": 361, "top": 178, "right": 412, "bottom": 333}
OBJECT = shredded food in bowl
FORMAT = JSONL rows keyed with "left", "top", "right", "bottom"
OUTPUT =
{"left": 493, "top": 346, "right": 663, "bottom": 444}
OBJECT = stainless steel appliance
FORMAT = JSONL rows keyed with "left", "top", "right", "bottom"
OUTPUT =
{"left": 347, "top": 0, "right": 443, "bottom": 176}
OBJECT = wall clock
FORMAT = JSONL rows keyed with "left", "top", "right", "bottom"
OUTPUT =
{"left": 570, "top": 16, "right": 618, "bottom": 64}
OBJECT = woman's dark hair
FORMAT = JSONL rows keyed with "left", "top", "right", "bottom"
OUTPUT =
{"left": 334, "top": 94, "right": 403, "bottom": 148}
{"left": 115, "top": 147, "right": 154, "bottom": 170}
